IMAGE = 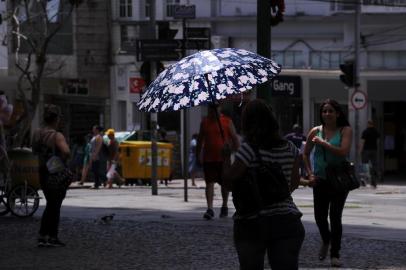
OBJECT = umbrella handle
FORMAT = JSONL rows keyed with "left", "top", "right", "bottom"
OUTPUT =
{"left": 204, "top": 74, "right": 225, "bottom": 141}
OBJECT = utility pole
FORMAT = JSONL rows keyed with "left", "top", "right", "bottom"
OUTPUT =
{"left": 354, "top": 0, "right": 361, "bottom": 166}
{"left": 149, "top": 0, "right": 158, "bottom": 195}
{"left": 182, "top": 18, "right": 188, "bottom": 202}
{"left": 257, "top": 0, "right": 271, "bottom": 101}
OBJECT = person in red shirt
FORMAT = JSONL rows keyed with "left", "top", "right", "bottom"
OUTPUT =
{"left": 197, "top": 104, "right": 240, "bottom": 220}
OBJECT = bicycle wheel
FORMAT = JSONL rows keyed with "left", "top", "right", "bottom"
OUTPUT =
{"left": 7, "top": 184, "right": 40, "bottom": 217}
{"left": 0, "top": 186, "right": 10, "bottom": 216}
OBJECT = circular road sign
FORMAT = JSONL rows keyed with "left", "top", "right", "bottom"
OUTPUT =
{"left": 351, "top": 90, "right": 367, "bottom": 110}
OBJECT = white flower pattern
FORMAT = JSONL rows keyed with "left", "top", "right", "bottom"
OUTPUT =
{"left": 138, "top": 48, "right": 281, "bottom": 112}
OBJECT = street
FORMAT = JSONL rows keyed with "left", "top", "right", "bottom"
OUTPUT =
{"left": 1, "top": 180, "right": 406, "bottom": 269}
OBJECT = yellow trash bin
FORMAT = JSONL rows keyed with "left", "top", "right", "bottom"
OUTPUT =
{"left": 119, "top": 141, "right": 173, "bottom": 180}
{"left": 8, "top": 148, "right": 41, "bottom": 189}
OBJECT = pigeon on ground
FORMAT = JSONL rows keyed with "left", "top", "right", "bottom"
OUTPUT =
{"left": 99, "top": 213, "right": 115, "bottom": 224}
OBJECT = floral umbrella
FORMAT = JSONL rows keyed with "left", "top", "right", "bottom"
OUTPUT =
{"left": 137, "top": 48, "right": 281, "bottom": 113}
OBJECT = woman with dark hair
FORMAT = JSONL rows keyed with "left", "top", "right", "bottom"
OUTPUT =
{"left": 222, "top": 99, "right": 304, "bottom": 270}
{"left": 303, "top": 98, "right": 352, "bottom": 267}
{"left": 32, "top": 105, "right": 71, "bottom": 247}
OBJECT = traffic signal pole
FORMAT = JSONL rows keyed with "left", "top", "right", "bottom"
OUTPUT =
{"left": 257, "top": 0, "right": 271, "bottom": 100}
{"left": 353, "top": 0, "right": 361, "bottom": 166}
{"left": 149, "top": 0, "right": 158, "bottom": 195}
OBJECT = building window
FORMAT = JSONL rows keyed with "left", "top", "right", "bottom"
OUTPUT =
{"left": 119, "top": 0, "right": 132, "bottom": 18}
{"left": 120, "top": 25, "right": 129, "bottom": 42}
{"left": 272, "top": 51, "right": 304, "bottom": 69}
{"left": 330, "top": 0, "right": 355, "bottom": 12}
{"left": 310, "top": 51, "right": 346, "bottom": 69}
{"left": 367, "top": 51, "right": 406, "bottom": 69}
{"left": 60, "top": 79, "right": 89, "bottom": 95}
{"left": 166, "top": 0, "right": 180, "bottom": 17}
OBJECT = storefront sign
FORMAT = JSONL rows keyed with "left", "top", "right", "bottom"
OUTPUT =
{"left": 270, "top": 76, "right": 302, "bottom": 98}
{"left": 129, "top": 77, "right": 145, "bottom": 94}
{"left": 173, "top": 5, "right": 196, "bottom": 19}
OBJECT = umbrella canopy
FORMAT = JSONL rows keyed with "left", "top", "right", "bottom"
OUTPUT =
{"left": 138, "top": 48, "right": 281, "bottom": 112}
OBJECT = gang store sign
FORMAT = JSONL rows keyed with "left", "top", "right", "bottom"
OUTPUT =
{"left": 270, "top": 75, "right": 302, "bottom": 98}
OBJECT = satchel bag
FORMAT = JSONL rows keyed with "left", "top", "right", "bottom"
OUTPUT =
{"left": 47, "top": 168, "right": 74, "bottom": 190}
{"left": 46, "top": 155, "right": 65, "bottom": 174}
{"left": 321, "top": 127, "right": 360, "bottom": 192}
{"left": 232, "top": 145, "right": 291, "bottom": 217}
{"left": 325, "top": 161, "right": 360, "bottom": 192}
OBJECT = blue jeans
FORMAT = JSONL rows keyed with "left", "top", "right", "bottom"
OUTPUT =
{"left": 234, "top": 214, "right": 305, "bottom": 270}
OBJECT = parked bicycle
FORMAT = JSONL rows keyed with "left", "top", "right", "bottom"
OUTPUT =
{"left": 0, "top": 146, "right": 41, "bottom": 217}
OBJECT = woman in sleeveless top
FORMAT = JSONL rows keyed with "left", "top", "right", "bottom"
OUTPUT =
{"left": 222, "top": 99, "right": 304, "bottom": 270}
{"left": 303, "top": 99, "right": 353, "bottom": 267}
{"left": 32, "top": 105, "right": 70, "bottom": 247}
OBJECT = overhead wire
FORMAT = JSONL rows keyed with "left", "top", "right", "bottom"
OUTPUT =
{"left": 223, "top": 0, "right": 406, "bottom": 8}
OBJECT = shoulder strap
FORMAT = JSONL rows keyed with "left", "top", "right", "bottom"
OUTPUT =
{"left": 322, "top": 127, "right": 344, "bottom": 162}
{"left": 41, "top": 129, "right": 58, "bottom": 154}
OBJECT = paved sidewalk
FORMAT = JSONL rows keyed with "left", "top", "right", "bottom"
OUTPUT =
{"left": 1, "top": 180, "right": 406, "bottom": 270}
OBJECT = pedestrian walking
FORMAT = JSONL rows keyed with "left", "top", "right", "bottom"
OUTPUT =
{"left": 32, "top": 104, "right": 71, "bottom": 247}
{"left": 302, "top": 98, "right": 353, "bottom": 267}
{"left": 105, "top": 128, "right": 124, "bottom": 188}
{"left": 188, "top": 133, "right": 201, "bottom": 187}
{"left": 89, "top": 125, "right": 106, "bottom": 189}
{"left": 360, "top": 120, "right": 380, "bottom": 188}
{"left": 285, "top": 124, "right": 306, "bottom": 178}
{"left": 222, "top": 99, "right": 304, "bottom": 270}
{"left": 196, "top": 103, "right": 240, "bottom": 220}
{"left": 78, "top": 134, "right": 92, "bottom": 185}
{"left": 69, "top": 135, "right": 85, "bottom": 181}
{"left": 285, "top": 124, "right": 306, "bottom": 150}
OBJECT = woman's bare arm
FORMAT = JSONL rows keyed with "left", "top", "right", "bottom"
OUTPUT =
{"left": 312, "top": 126, "right": 353, "bottom": 157}
{"left": 55, "top": 132, "right": 70, "bottom": 160}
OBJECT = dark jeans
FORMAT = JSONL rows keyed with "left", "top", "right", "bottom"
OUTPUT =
{"left": 234, "top": 214, "right": 305, "bottom": 270}
{"left": 39, "top": 167, "right": 67, "bottom": 238}
{"left": 313, "top": 181, "right": 348, "bottom": 258}
{"left": 361, "top": 150, "right": 379, "bottom": 187}
{"left": 91, "top": 160, "right": 106, "bottom": 187}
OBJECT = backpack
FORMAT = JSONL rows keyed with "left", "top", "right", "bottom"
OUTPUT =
{"left": 232, "top": 145, "right": 291, "bottom": 217}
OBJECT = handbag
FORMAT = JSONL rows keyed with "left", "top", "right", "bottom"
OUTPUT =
{"left": 47, "top": 168, "right": 74, "bottom": 190}
{"left": 232, "top": 145, "right": 291, "bottom": 217}
{"left": 46, "top": 155, "right": 65, "bottom": 174}
{"left": 325, "top": 160, "right": 360, "bottom": 192}
{"left": 321, "top": 127, "right": 360, "bottom": 192}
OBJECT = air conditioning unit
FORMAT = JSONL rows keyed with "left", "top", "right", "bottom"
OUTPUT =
{"left": 211, "top": 36, "right": 229, "bottom": 49}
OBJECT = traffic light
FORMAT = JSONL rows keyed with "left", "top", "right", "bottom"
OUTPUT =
{"left": 158, "top": 21, "right": 178, "bottom": 40}
{"left": 140, "top": 61, "right": 165, "bottom": 87}
{"left": 339, "top": 61, "right": 355, "bottom": 87}
{"left": 270, "top": 0, "right": 285, "bottom": 26}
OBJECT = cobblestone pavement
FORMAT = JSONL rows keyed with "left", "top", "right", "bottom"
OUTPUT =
{"left": 1, "top": 182, "right": 406, "bottom": 270}
{"left": 1, "top": 215, "right": 406, "bottom": 270}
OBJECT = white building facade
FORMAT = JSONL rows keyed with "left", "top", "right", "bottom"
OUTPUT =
{"left": 110, "top": 0, "right": 406, "bottom": 175}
